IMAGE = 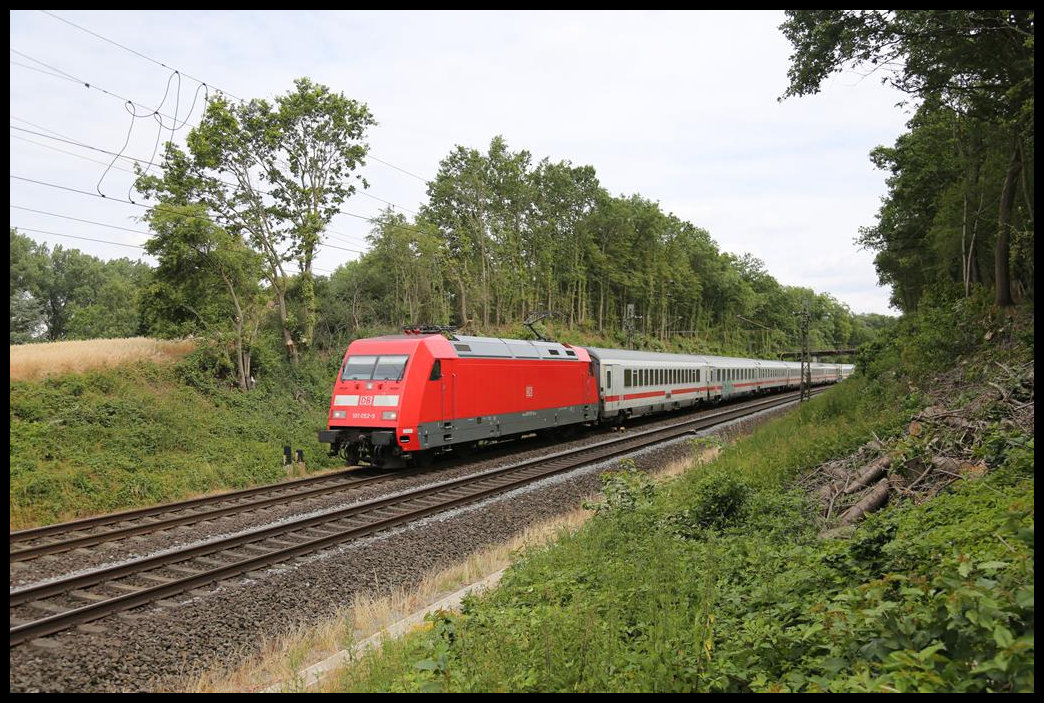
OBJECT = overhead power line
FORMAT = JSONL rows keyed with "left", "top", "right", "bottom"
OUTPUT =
{"left": 12, "top": 225, "right": 145, "bottom": 250}
{"left": 33, "top": 10, "right": 432, "bottom": 187}
{"left": 12, "top": 174, "right": 372, "bottom": 256}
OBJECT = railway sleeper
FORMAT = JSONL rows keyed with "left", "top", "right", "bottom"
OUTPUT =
{"left": 107, "top": 582, "right": 146, "bottom": 593}
{"left": 75, "top": 623, "right": 108, "bottom": 634}
{"left": 193, "top": 556, "right": 235, "bottom": 568}
{"left": 236, "top": 544, "right": 275, "bottom": 555}
{"left": 137, "top": 573, "right": 175, "bottom": 584}
{"left": 69, "top": 589, "right": 109, "bottom": 602}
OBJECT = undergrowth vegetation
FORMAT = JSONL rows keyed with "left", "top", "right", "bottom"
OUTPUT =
{"left": 328, "top": 295, "right": 1033, "bottom": 693}
{"left": 9, "top": 351, "right": 343, "bottom": 528}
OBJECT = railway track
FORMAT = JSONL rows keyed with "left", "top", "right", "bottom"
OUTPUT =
{"left": 9, "top": 466, "right": 430, "bottom": 563}
{"left": 10, "top": 389, "right": 818, "bottom": 648}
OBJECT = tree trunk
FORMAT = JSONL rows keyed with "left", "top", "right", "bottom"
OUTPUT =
{"left": 840, "top": 478, "right": 890, "bottom": 526}
{"left": 222, "top": 272, "right": 250, "bottom": 392}
{"left": 995, "top": 135, "right": 1021, "bottom": 308}
{"left": 275, "top": 284, "right": 297, "bottom": 362}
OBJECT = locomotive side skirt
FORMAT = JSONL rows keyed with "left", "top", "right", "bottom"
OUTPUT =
{"left": 414, "top": 403, "right": 598, "bottom": 449}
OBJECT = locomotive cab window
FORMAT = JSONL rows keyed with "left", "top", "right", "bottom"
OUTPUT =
{"left": 342, "top": 354, "right": 409, "bottom": 382}
{"left": 373, "top": 354, "right": 409, "bottom": 381}
{"left": 341, "top": 355, "right": 377, "bottom": 381}
{"left": 429, "top": 359, "right": 442, "bottom": 381}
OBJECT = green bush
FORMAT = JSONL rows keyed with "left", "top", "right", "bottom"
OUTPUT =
{"left": 663, "top": 470, "right": 751, "bottom": 535}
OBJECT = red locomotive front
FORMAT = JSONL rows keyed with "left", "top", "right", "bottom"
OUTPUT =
{"left": 320, "top": 332, "right": 599, "bottom": 467}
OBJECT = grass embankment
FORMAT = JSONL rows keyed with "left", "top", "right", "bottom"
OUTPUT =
{"left": 9, "top": 351, "right": 342, "bottom": 529}
{"left": 324, "top": 332, "right": 1033, "bottom": 692}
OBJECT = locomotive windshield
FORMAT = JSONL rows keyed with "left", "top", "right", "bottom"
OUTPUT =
{"left": 341, "top": 354, "right": 409, "bottom": 381}
{"left": 373, "top": 355, "right": 409, "bottom": 380}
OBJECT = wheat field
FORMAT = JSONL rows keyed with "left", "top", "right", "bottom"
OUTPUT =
{"left": 10, "top": 337, "right": 196, "bottom": 381}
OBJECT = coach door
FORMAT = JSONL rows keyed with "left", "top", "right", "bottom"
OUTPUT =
{"left": 602, "top": 364, "right": 621, "bottom": 414}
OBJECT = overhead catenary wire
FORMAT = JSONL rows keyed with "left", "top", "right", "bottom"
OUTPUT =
{"left": 13, "top": 12, "right": 437, "bottom": 266}
{"left": 14, "top": 122, "right": 418, "bottom": 217}
{"left": 11, "top": 226, "right": 146, "bottom": 251}
{"left": 12, "top": 164, "right": 433, "bottom": 249}
{"left": 12, "top": 223, "right": 337, "bottom": 276}
{"left": 29, "top": 10, "right": 430, "bottom": 189}
{"left": 11, "top": 175, "right": 370, "bottom": 257}
{"left": 11, "top": 126, "right": 401, "bottom": 249}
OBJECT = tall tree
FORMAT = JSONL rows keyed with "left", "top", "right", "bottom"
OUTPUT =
{"left": 780, "top": 10, "right": 1034, "bottom": 308}
{"left": 138, "top": 78, "right": 376, "bottom": 358}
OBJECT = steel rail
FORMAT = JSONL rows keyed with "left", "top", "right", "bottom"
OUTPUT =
{"left": 10, "top": 470, "right": 411, "bottom": 562}
{"left": 10, "top": 468, "right": 377, "bottom": 543}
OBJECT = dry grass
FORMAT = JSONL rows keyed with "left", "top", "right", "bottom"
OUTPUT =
{"left": 181, "top": 445, "right": 724, "bottom": 693}
{"left": 9, "top": 337, "right": 196, "bottom": 381}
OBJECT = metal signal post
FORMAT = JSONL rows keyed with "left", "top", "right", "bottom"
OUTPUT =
{"left": 794, "top": 305, "right": 812, "bottom": 401}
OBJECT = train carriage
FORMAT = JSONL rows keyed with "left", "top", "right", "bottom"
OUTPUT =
{"left": 586, "top": 347, "right": 713, "bottom": 420}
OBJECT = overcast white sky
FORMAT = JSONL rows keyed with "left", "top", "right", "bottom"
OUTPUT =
{"left": 10, "top": 10, "right": 912, "bottom": 316}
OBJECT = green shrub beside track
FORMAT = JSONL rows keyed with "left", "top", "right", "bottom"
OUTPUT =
{"left": 9, "top": 353, "right": 342, "bottom": 529}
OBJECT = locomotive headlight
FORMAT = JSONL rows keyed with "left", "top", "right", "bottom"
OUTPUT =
{"left": 332, "top": 410, "right": 347, "bottom": 419}
{"left": 381, "top": 410, "right": 398, "bottom": 420}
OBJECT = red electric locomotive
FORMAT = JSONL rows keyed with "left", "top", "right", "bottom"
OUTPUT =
{"left": 319, "top": 329, "right": 599, "bottom": 467}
